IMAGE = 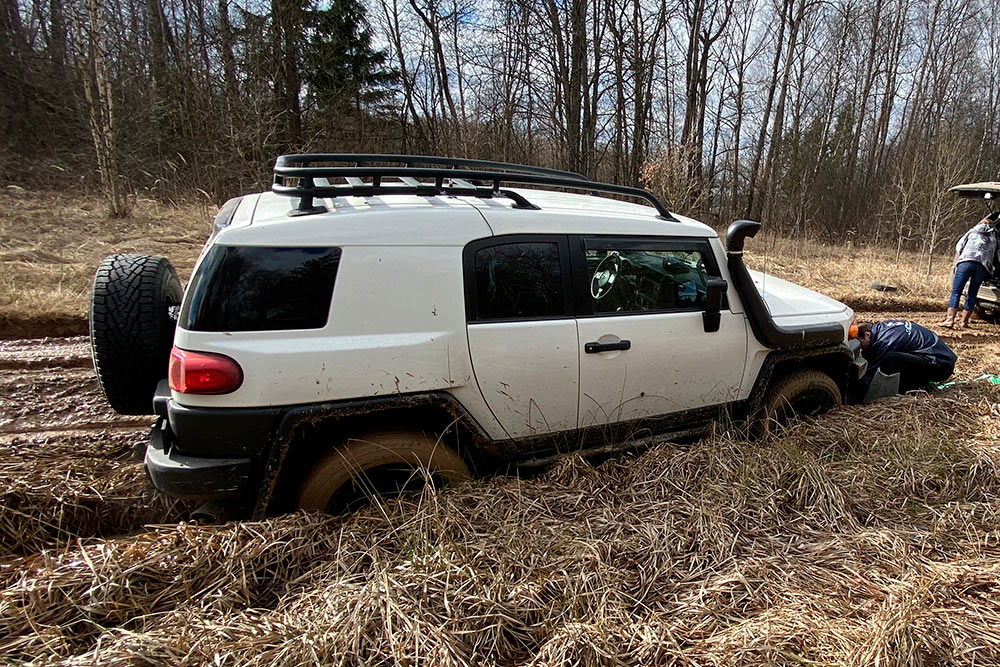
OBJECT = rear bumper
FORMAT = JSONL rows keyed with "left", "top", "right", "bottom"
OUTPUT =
{"left": 144, "top": 381, "right": 277, "bottom": 504}
{"left": 977, "top": 282, "right": 1000, "bottom": 310}
{"left": 145, "top": 418, "right": 252, "bottom": 500}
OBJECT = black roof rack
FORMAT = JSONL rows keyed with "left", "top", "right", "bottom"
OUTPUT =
{"left": 271, "top": 154, "right": 677, "bottom": 221}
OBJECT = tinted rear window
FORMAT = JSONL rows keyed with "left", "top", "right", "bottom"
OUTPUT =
{"left": 180, "top": 246, "right": 342, "bottom": 331}
{"left": 472, "top": 242, "right": 564, "bottom": 320}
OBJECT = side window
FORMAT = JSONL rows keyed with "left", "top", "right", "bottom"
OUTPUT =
{"left": 180, "top": 246, "right": 341, "bottom": 331}
{"left": 470, "top": 241, "right": 566, "bottom": 321}
{"left": 584, "top": 244, "right": 711, "bottom": 315}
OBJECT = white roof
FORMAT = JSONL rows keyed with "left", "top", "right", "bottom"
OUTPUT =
{"left": 217, "top": 188, "right": 715, "bottom": 247}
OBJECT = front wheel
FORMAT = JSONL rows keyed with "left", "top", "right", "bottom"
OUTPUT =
{"left": 758, "top": 370, "right": 841, "bottom": 435}
{"left": 296, "top": 429, "right": 471, "bottom": 514}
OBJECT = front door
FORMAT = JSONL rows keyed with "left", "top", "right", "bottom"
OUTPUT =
{"left": 573, "top": 236, "right": 748, "bottom": 430}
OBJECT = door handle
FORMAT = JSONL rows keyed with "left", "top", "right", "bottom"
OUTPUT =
{"left": 585, "top": 339, "right": 631, "bottom": 354}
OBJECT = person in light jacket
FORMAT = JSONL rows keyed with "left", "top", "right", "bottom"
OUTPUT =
{"left": 941, "top": 214, "right": 999, "bottom": 328}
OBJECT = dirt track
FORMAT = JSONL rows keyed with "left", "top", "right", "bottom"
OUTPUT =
{"left": 0, "top": 336, "right": 185, "bottom": 556}
{"left": 0, "top": 312, "right": 997, "bottom": 555}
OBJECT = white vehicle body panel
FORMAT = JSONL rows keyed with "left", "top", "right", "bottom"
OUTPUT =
{"left": 467, "top": 320, "right": 579, "bottom": 438}
{"left": 172, "top": 187, "right": 853, "bottom": 446}
{"left": 577, "top": 310, "right": 748, "bottom": 427}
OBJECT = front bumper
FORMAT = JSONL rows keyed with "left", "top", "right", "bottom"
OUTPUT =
{"left": 145, "top": 418, "right": 252, "bottom": 500}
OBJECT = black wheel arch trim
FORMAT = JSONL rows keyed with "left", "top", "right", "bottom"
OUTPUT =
{"left": 743, "top": 345, "right": 854, "bottom": 418}
{"left": 250, "top": 391, "right": 493, "bottom": 518}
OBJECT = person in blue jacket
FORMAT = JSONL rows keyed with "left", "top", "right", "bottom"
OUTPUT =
{"left": 858, "top": 320, "right": 957, "bottom": 392}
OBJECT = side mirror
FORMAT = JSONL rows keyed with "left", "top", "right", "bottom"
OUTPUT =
{"left": 703, "top": 277, "right": 728, "bottom": 333}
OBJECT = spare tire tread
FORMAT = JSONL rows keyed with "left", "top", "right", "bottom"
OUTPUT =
{"left": 90, "top": 254, "right": 182, "bottom": 415}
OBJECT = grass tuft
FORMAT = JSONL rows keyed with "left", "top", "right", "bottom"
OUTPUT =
{"left": 2, "top": 385, "right": 999, "bottom": 665}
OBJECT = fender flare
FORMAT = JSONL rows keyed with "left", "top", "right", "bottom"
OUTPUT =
{"left": 250, "top": 392, "right": 491, "bottom": 518}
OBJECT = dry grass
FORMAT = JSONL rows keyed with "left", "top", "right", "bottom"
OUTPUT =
{"left": 745, "top": 232, "right": 952, "bottom": 312}
{"left": 0, "top": 189, "right": 211, "bottom": 338}
{"left": 0, "top": 431, "right": 191, "bottom": 557}
{"left": 2, "top": 384, "right": 1000, "bottom": 665}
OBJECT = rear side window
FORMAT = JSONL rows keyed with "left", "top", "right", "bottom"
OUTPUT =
{"left": 180, "top": 246, "right": 342, "bottom": 331}
{"left": 471, "top": 242, "right": 565, "bottom": 321}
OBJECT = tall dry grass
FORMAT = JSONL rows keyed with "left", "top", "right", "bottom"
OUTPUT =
{"left": 745, "top": 232, "right": 952, "bottom": 313}
{"left": 2, "top": 384, "right": 999, "bottom": 665}
{"left": 0, "top": 430, "right": 190, "bottom": 556}
{"left": 0, "top": 189, "right": 211, "bottom": 337}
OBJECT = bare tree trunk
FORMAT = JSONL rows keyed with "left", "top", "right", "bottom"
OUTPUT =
{"left": 217, "top": 0, "right": 238, "bottom": 101}
{"left": 746, "top": 0, "right": 789, "bottom": 219}
{"left": 761, "top": 0, "right": 805, "bottom": 224}
{"left": 74, "top": 0, "right": 129, "bottom": 216}
{"left": 408, "top": 0, "right": 464, "bottom": 150}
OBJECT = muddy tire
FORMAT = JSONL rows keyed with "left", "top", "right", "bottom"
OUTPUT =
{"left": 90, "top": 254, "right": 182, "bottom": 415}
{"left": 974, "top": 304, "right": 1000, "bottom": 324}
{"left": 758, "top": 370, "right": 841, "bottom": 435}
{"left": 296, "top": 429, "right": 471, "bottom": 514}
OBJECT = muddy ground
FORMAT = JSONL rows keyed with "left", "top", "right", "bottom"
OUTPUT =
{"left": 1, "top": 313, "right": 999, "bottom": 664}
{"left": 0, "top": 336, "right": 187, "bottom": 556}
{"left": 0, "top": 310, "right": 996, "bottom": 557}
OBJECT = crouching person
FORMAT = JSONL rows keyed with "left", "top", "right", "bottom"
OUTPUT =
{"left": 858, "top": 320, "right": 957, "bottom": 393}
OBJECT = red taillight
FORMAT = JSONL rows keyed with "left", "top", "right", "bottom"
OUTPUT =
{"left": 168, "top": 347, "right": 243, "bottom": 394}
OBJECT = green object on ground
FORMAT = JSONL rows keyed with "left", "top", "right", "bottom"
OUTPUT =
{"left": 930, "top": 374, "right": 1000, "bottom": 390}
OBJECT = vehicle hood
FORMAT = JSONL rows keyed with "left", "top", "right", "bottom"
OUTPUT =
{"left": 747, "top": 269, "right": 849, "bottom": 319}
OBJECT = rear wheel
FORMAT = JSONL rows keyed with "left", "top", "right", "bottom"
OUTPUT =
{"left": 974, "top": 304, "right": 1000, "bottom": 323}
{"left": 295, "top": 429, "right": 471, "bottom": 514}
{"left": 759, "top": 370, "right": 841, "bottom": 434}
{"left": 90, "top": 254, "right": 182, "bottom": 415}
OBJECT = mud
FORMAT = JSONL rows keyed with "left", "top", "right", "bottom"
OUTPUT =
{"left": 0, "top": 336, "right": 172, "bottom": 555}
{"left": 0, "top": 314, "right": 996, "bottom": 554}
{"left": 0, "top": 314, "right": 89, "bottom": 341}
{"left": 0, "top": 335, "right": 91, "bottom": 370}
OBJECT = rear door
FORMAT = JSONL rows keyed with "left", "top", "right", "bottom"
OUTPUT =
{"left": 464, "top": 235, "right": 579, "bottom": 438}
{"left": 573, "top": 236, "right": 748, "bottom": 429}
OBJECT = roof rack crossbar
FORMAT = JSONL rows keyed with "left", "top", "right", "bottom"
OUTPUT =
{"left": 272, "top": 157, "right": 677, "bottom": 221}
{"left": 449, "top": 177, "right": 477, "bottom": 191}
{"left": 276, "top": 153, "right": 589, "bottom": 181}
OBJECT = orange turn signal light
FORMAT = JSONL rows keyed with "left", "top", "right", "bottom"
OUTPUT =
{"left": 848, "top": 317, "right": 859, "bottom": 340}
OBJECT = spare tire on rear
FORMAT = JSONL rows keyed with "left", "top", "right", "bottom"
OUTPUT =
{"left": 90, "top": 254, "right": 182, "bottom": 415}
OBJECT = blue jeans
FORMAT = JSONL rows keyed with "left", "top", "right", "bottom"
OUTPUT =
{"left": 949, "top": 260, "right": 989, "bottom": 311}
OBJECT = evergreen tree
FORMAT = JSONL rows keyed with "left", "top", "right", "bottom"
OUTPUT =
{"left": 304, "top": 0, "right": 397, "bottom": 122}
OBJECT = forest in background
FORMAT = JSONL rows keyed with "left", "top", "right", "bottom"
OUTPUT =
{"left": 1, "top": 0, "right": 998, "bottom": 259}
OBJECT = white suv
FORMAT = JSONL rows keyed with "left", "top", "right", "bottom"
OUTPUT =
{"left": 89, "top": 154, "right": 863, "bottom": 520}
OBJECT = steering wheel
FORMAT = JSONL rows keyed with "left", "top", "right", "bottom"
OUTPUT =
{"left": 591, "top": 252, "right": 622, "bottom": 299}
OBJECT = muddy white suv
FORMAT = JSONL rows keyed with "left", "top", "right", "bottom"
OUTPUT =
{"left": 90, "top": 154, "right": 863, "bottom": 519}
